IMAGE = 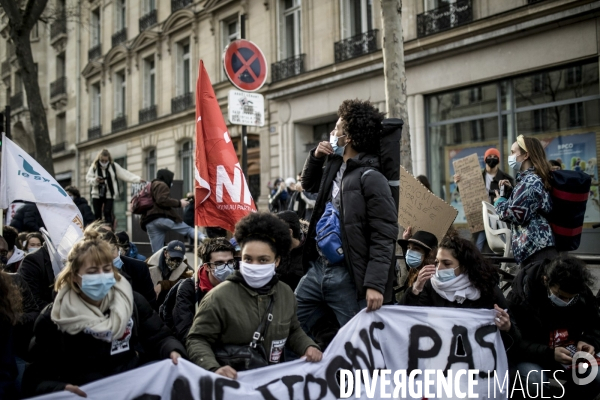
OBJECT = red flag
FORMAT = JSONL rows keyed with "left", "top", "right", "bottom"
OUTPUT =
{"left": 194, "top": 61, "right": 256, "bottom": 232}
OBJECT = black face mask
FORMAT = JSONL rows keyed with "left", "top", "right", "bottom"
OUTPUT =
{"left": 485, "top": 157, "right": 499, "bottom": 168}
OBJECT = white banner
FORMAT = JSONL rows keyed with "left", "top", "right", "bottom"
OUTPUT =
{"left": 0, "top": 134, "right": 83, "bottom": 275}
{"left": 28, "top": 307, "right": 509, "bottom": 400}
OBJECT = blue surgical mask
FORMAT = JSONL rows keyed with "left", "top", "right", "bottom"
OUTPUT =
{"left": 330, "top": 135, "right": 346, "bottom": 157}
{"left": 211, "top": 264, "right": 235, "bottom": 283}
{"left": 405, "top": 250, "right": 424, "bottom": 269}
{"left": 548, "top": 291, "right": 578, "bottom": 307}
{"left": 435, "top": 266, "right": 458, "bottom": 283}
{"left": 113, "top": 255, "right": 124, "bottom": 270}
{"left": 79, "top": 272, "right": 116, "bottom": 301}
{"left": 508, "top": 155, "right": 522, "bottom": 172}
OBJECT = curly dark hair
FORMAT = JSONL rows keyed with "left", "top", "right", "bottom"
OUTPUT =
{"left": 545, "top": 256, "right": 593, "bottom": 294}
{"left": 276, "top": 210, "right": 301, "bottom": 240}
{"left": 3, "top": 225, "right": 18, "bottom": 250}
{"left": 198, "top": 237, "right": 235, "bottom": 263}
{"left": 337, "top": 99, "right": 385, "bottom": 155}
{"left": 438, "top": 235, "right": 499, "bottom": 301}
{"left": 0, "top": 271, "right": 22, "bottom": 325}
{"left": 234, "top": 212, "right": 292, "bottom": 259}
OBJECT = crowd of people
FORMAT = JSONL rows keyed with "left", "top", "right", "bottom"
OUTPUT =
{"left": 0, "top": 98, "right": 599, "bottom": 400}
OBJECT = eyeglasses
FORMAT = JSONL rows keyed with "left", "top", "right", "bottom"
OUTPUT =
{"left": 208, "top": 260, "right": 237, "bottom": 270}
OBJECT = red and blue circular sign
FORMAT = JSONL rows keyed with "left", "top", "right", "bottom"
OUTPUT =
{"left": 223, "top": 39, "right": 268, "bottom": 92}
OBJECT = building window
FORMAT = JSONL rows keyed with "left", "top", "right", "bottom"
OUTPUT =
{"left": 146, "top": 148, "right": 156, "bottom": 180}
{"left": 341, "top": 0, "right": 373, "bottom": 39}
{"left": 180, "top": 141, "right": 194, "bottom": 194}
{"left": 468, "top": 87, "right": 482, "bottom": 103}
{"left": 57, "top": 53, "right": 66, "bottom": 78}
{"left": 568, "top": 102, "right": 583, "bottom": 128}
{"left": 31, "top": 21, "right": 39, "bottom": 39}
{"left": 144, "top": 0, "right": 156, "bottom": 13}
{"left": 91, "top": 8, "right": 101, "bottom": 46}
{"left": 114, "top": 71, "right": 126, "bottom": 118}
{"left": 56, "top": 113, "right": 66, "bottom": 144}
{"left": 116, "top": 0, "right": 126, "bottom": 31}
{"left": 532, "top": 73, "right": 547, "bottom": 94}
{"left": 176, "top": 42, "right": 191, "bottom": 96}
{"left": 144, "top": 57, "right": 156, "bottom": 107}
{"left": 567, "top": 66, "right": 583, "bottom": 86}
{"left": 532, "top": 108, "right": 547, "bottom": 132}
{"left": 91, "top": 83, "right": 101, "bottom": 127}
{"left": 223, "top": 18, "right": 239, "bottom": 48}
{"left": 14, "top": 72, "right": 23, "bottom": 94}
{"left": 280, "top": 0, "right": 301, "bottom": 59}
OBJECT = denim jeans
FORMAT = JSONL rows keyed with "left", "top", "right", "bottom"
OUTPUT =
{"left": 146, "top": 218, "right": 196, "bottom": 253}
{"left": 295, "top": 257, "right": 362, "bottom": 332}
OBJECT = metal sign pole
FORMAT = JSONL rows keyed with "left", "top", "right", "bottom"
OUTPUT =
{"left": 242, "top": 125, "right": 248, "bottom": 178}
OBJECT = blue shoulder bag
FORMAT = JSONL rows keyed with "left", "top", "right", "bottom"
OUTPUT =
{"left": 316, "top": 202, "right": 344, "bottom": 264}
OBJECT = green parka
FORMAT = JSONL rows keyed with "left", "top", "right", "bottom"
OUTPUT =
{"left": 186, "top": 272, "right": 317, "bottom": 371}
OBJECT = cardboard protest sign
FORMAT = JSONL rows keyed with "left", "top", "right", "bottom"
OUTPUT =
{"left": 399, "top": 166, "right": 458, "bottom": 242}
{"left": 453, "top": 153, "right": 489, "bottom": 233}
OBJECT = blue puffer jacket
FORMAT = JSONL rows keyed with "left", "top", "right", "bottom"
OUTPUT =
{"left": 495, "top": 168, "right": 554, "bottom": 265}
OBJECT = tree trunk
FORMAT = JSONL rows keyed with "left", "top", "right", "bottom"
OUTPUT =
{"left": 1, "top": 0, "right": 54, "bottom": 176}
{"left": 381, "top": 0, "right": 412, "bottom": 174}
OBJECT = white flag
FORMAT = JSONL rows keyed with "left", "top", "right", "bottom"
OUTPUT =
{"left": 0, "top": 134, "right": 83, "bottom": 276}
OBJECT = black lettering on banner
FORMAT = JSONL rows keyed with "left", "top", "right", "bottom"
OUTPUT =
{"left": 475, "top": 324, "right": 498, "bottom": 378}
{"left": 132, "top": 395, "right": 161, "bottom": 400}
{"left": 444, "top": 325, "right": 475, "bottom": 374}
{"left": 256, "top": 378, "right": 282, "bottom": 400}
{"left": 199, "top": 375, "right": 214, "bottom": 400}
{"left": 304, "top": 374, "right": 328, "bottom": 400}
{"left": 326, "top": 355, "right": 353, "bottom": 395}
{"left": 281, "top": 375, "right": 304, "bottom": 400}
{"left": 172, "top": 377, "right": 194, "bottom": 400}
{"left": 408, "top": 325, "right": 442, "bottom": 373}
{"left": 214, "top": 377, "right": 241, "bottom": 400}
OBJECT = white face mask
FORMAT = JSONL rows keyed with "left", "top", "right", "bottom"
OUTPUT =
{"left": 239, "top": 261, "right": 276, "bottom": 288}
{"left": 99, "top": 161, "right": 109, "bottom": 168}
{"left": 28, "top": 247, "right": 41, "bottom": 254}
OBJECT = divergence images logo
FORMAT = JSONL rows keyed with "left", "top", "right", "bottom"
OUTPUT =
{"left": 18, "top": 155, "right": 67, "bottom": 197}
{"left": 572, "top": 351, "right": 598, "bottom": 386}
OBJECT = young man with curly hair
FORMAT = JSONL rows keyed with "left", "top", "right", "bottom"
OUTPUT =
{"left": 297, "top": 99, "right": 399, "bottom": 331}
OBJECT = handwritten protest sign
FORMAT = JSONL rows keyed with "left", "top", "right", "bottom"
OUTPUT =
{"left": 399, "top": 166, "right": 458, "bottom": 242}
{"left": 453, "top": 153, "right": 489, "bottom": 233}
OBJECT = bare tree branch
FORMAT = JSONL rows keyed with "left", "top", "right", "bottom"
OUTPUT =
{"left": 23, "top": 0, "right": 49, "bottom": 31}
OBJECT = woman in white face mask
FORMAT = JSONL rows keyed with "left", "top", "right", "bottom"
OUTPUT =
{"left": 24, "top": 232, "right": 44, "bottom": 254}
{"left": 186, "top": 212, "right": 322, "bottom": 379}
{"left": 493, "top": 135, "right": 556, "bottom": 267}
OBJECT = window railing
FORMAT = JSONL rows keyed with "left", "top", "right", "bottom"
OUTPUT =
{"left": 171, "top": 0, "right": 193, "bottom": 12}
{"left": 50, "top": 15, "right": 67, "bottom": 39}
{"left": 111, "top": 115, "right": 127, "bottom": 133}
{"left": 88, "top": 125, "right": 102, "bottom": 139}
{"left": 112, "top": 28, "right": 127, "bottom": 47}
{"left": 271, "top": 54, "right": 305, "bottom": 83}
{"left": 416, "top": 0, "right": 472, "bottom": 38}
{"left": 139, "top": 9, "right": 157, "bottom": 32}
{"left": 50, "top": 76, "right": 67, "bottom": 98}
{"left": 171, "top": 92, "right": 194, "bottom": 114}
{"left": 52, "top": 141, "right": 66, "bottom": 153}
{"left": 88, "top": 43, "right": 102, "bottom": 61}
{"left": 10, "top": 92, "right": 23, "bottom": 110}
{"left": 1, "top": 60, "right": 9, "bottom": 76}
{"left": 139, "top": 105, "right": 157, "bottom": 123}
{"left": 334, "top": 29, "right": 379, "bottom": 63}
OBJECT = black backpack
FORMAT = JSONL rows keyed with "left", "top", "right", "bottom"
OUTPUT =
{"left": 545, "top": 170, "right": 592, "bottom": 251}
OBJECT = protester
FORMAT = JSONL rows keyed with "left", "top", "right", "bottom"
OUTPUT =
{"left": 161, "top": 237, "right": 236, "bottom": 341}
{"left": 23, "top": 236, "right": 186, "bottom": 398}
{"left": 16, "top": 232, "right": 28, "bottom": 250}
{"left": 65, "top": 186, "right": 96, "bottom": 227}
{"left": 141, "top": 169, "right": 202, "bottom": 253}
{"left": 86, "top": 148, "right": 143, "bottom": 225}
{"left": 297, "top": 99, "right": 398, "bottom": 331}
{"left": 187, "top": 212, "right": 322, "bottom": 378}
{"left": 3, "top": 226, "right": 25, "bottom": 273}
{"left": 275, "top": 210, "right": 305, "bottom": 290}
{"left": 24, "top": 232, "right": 44, "bottom": 255}
{"left": 416, "top": 175, "right": 432, "bottom": 191}
{"left": 9, "top": 202, "right": 45, "bottom": 233}
{"left": 288, "top": 179, "right": 317, "bottom": 220}
{"left": 268, "top": 178, "right": 289, "bottom": 212}
{"left": 146, "top": 240, "right": 193, "bottom": 307}
{"left": 454, "top": 147, "right": 515, "bottom": 251}
{"left": 494, "top": 135, "right": 556, "bottom": 266}
{"left": 87, "top": 222, "right": 156, "bottom": 308}
{"left": 395, "top": 227, "right": 438, "bottom": 301}
{"left": 16, "top": 242, "right": 53, "bottom": 310}
{"left": 508, "top": 256, "right": 600, "bottom": 399}
{"left": 549, "top": 159, "right": 563, "bottom": 171}
{"left": 0, "top": 269, "right": 21, "bottom": 399}
{"left": 115, "top": 231, "right": 146, "bottom": 261}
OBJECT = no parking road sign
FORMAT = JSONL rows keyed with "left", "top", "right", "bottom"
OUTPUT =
{"left": 223, "top": 39, "right": 268, "bottom": 92}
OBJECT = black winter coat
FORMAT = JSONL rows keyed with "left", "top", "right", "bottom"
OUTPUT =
{"left": 160, "top": 278, "right": 208, "bottom": 342}
{"left": 301, "top": 150, "right": 398, "bottom": 302}
{"left": 483, "top": 168, "right": 515, "bottom": 203}
{"left": 277, "top": 243, "right": 305, "bottom": 291}
{"left": 9, "top": 273, "right": 40, "bottom": 361}
{"left": 73, "top": 197, "right": 96, "bottom": 227}
{"left": 119, "top": 256, "right": 157, "bottom": 309}
{"left": 17, "top": 244, "right": 54, "bottom": 310}
{"left": 9, "top": 202, "right": 45, "bottom": 233}
{"left": 0, "top": 319, "right": 17, "bottom": 400}
{"left": 23, "top": 292, "right": 187, "bottom": 397}
{"left": 507, "top": 260, "right": 600, "bottom": 366}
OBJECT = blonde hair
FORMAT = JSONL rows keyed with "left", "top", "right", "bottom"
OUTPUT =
{"left": 93, "top": 148, "right": 112, "bottom": 165}
{"left": 54, "top": 234, "right": 121, "bottom": 293}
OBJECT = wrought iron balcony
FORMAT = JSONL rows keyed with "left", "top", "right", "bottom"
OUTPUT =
{"left": 139, "top": 105, "right": 157, "bottom": 124}
{"left": 1, "top": 60, "right": 9, "bottom": 76}
{"left": 139, "top": 9, "right": 157, "bottom": 32}
{"left": 171, "top": 0, "right": 193, "bottom": 12}
{"left": 171, "top": 92, "right": 194, "bottom": 114}
{"left": 88, "top": 43, "right": 102, "bottom": 61}
{"left": 111, "top": 115, "right": 127, "bottom": 133}
{"left": 271, "top": 54, "right": 305, "bottom": 83}
{"left": 88, "top": 125, "right": 102, "bottom": 139}
{"left": 417, "top": 0, "right": 473, "bottom": 38}
{"left": 52, "top": 141, "right": 66, "bottom": 153}
{"left": 334, "top": 29, "right": 379, "bottom": 63}
{"left": 50, "top": 16, "right": 67, "bottom": 39}
{"left": 10, "top": 92, "right": 23, "bottom": 110}
{"left": 112, "top": 28, "right": 127, "bottom": 47}
{"left": 50, "top": 76, "right": 67, "bottom": 98}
